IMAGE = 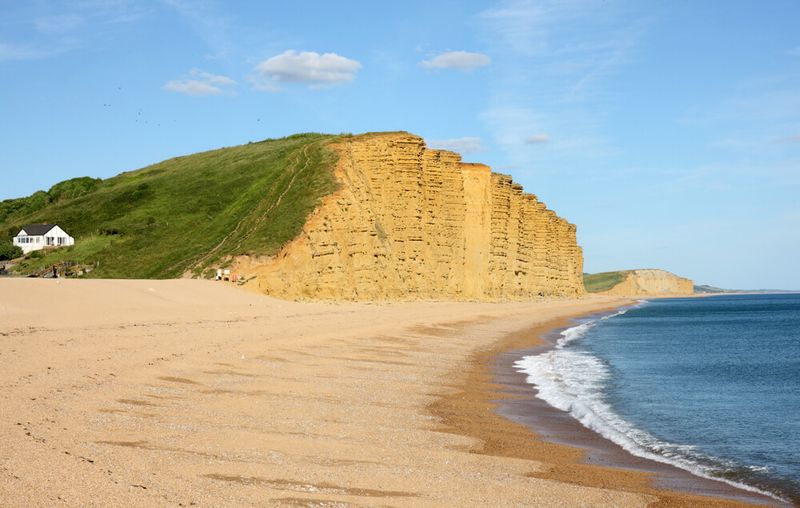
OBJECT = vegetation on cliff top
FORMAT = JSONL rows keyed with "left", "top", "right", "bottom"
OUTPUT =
{"left": 583, "top": 270, "right": 629, "bottom": 293}
{"left": 2, "top": 133, "right": 340, "bottom": 278}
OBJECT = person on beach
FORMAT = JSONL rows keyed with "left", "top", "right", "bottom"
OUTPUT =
{"left": 52, "top": 265, "right": 58, "bottom": 278}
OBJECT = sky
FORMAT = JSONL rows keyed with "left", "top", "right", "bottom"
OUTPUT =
{"left": 1, "top": 0, "right": 799, "bottom": 289}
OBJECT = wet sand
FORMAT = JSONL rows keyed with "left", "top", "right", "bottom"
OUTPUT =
{"left": 486, "top": 312, "right": 784, "bottom": 506}
{"left": 0, "top": 279, "right": 775, "bottom": 506}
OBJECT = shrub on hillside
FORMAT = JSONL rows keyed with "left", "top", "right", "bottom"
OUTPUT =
{"left": 0, "top": 243, "right": 23, "bottom": 261}
{"left": 47, "top": 176, "right": 102, "bottom": 203}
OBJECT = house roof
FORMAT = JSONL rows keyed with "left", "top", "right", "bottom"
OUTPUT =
{"left": 19, "top": 223, "right": 57, "bottom": 236}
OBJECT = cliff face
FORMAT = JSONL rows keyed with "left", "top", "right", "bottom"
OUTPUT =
{"left": 234, "top": 133, "right": 584, "bottom": 300}
{"left": 601, "top": 269, "right": 694, "bottom": 296}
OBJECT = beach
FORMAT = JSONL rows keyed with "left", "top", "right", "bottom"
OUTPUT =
{"left": 0, "top": 279, "right": 769, "bottom": 506}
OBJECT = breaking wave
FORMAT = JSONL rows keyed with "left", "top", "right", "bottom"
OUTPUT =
{"left": 514, "top": 305, "right": 787, "bottom": 503}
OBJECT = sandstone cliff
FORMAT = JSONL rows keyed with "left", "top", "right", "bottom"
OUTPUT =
{"left": 598, "top": 269, "right": 694, "bottom": 296}
{"left": 234, "top": 132, "right": 585, "bottom": 300}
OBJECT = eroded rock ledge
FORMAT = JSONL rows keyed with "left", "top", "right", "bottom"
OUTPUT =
{"left": 235, "top": 132, "right": 585, "bottom": 300}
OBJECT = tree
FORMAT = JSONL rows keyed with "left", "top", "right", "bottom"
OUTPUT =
{"left": 0, "top": 243, "right": 23, "bottom": 261}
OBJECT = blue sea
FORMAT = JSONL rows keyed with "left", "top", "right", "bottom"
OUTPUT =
{"left": 515, "top": 294, "right": 800, "bottom": 504}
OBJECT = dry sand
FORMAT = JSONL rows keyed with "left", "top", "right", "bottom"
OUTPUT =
{"left": 0, "top": 279, "right": 764, "bottom": 507}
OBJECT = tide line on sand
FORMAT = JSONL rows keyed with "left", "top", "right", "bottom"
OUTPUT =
{"left": 514, "top": 306, "right": 786, "bottom": 503}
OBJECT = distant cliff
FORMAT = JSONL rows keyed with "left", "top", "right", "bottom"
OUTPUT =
{"left": 584, "top": 269, "right": 694, "bottom": 296}
{"left": 235, "top": 132, "right": 585, "bottom": 300}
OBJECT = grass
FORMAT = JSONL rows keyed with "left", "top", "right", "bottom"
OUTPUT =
{"left": 1, "top": 133, "right": 341, "bottom": 278}
{"left": 12, "top": 235, "right": 113, "bottom": 275}
{"left": 583, "top": 270, "right": 629, "bottom": 293}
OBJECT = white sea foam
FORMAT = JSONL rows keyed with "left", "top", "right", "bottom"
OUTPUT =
{"left": 514, "top": 307, "right": 786, "bottom": 502}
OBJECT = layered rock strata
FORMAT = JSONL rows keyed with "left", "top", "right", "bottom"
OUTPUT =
{"left": 235, "top": 132, "right": 584, "bottom": 300}
{"left": 601, "top": 269, "right": 694, "bottom": 296}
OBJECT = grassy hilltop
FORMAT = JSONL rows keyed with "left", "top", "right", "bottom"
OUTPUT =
{"left": 1, "top": 133, "right": 340, "bottom": 278}
{"left": 583, "top": 270, "right": 629, "bottom": 293}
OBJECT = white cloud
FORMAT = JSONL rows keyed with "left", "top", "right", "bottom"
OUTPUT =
{"left": 192, "top": 69, "right": 235, "bottom": 86}
{"left": 525, "top": 133, "right": 551, "bottom": 144}
{"left": 164, "top": 80, "right": 219, "bottom": 95}
{"left": 427, "top": 137, "right": 484, "bottom": 153}
{"left": 253, "top": 50, "right": 361, "bottom": 91}
{"left": 164, "top": 69, "right": 236, "bottom": 96}
{"left": 420, "top": 51, "right": 491, "bottom": 70}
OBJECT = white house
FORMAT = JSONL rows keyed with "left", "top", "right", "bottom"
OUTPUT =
{"left": 13, "top": 224, "right": 74, "bottom": 254}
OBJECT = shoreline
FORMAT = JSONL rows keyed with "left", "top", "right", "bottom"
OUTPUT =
{"left": 430, "top": 302, "right": 781, "bottom": 507}
{"left": 0, "top": 279, "right": 784, "bottom": 506}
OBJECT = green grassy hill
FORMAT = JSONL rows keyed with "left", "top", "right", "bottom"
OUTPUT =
{"left": 583, "top": 270, "right": 629, "bottom": 293}
{"left": 1, "top": 133, "right": 341, "bottom": 278}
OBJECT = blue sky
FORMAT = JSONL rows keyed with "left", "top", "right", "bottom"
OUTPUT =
{"left": 2, "top": 0, "right": 799, "bottom": 289}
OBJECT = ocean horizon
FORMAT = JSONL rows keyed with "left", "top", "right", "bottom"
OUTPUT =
{"left": 516, "top": 293, "right": 800, "bottom": 504}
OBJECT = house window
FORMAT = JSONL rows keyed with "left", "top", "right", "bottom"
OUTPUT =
{"left": 58, "top": 237, "right": 64, "bottom": 245}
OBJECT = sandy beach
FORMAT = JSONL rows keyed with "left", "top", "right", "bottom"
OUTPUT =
{"left": 0, "top": 279, "right": 770, "bottom": 506}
